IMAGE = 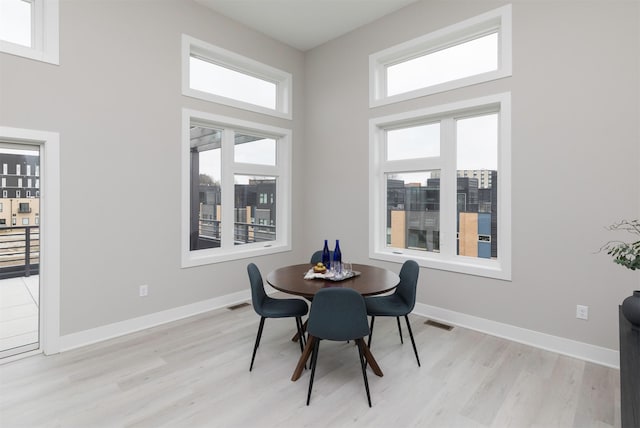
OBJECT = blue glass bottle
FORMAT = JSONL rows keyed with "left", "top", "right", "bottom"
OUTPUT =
{"left": 322, "top": 240, "right": 331, "bottom": 270}
{"left": 333, "top": 240, "right": 342, "bottom": 274}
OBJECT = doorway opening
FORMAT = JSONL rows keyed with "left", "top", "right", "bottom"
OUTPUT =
{"left": 0, "top": 142, "right": 40, "bottom": 359}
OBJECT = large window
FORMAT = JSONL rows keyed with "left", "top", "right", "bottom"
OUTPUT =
{"left": 369, "top": 93, "right": 511, "bottom": 280}
{"left": 0, "top": 0, "right": 59, "bottom": 64}
{"left": 369, "top": 4, "right": 511, "bottom": 107}
{"left": 182, "top": 35, "right": 292, "bottom": 119}
{"left": 182, "top": 109, "right": 291, "bottom": 267}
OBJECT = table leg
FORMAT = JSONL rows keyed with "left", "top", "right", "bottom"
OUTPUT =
{"left": 357, "top": 338, "right": 383, "bottom": 377}
{"left": 291, "top": 335, "right": 316, "bottom": 381}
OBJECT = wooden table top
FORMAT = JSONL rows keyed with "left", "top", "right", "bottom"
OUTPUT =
{"left": 266, "top": 263, "right": 399, "bottom": 299}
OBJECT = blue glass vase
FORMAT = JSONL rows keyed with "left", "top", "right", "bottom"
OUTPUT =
{"left": 322, "top": 240, "right": 331, "bottom": 269}
{"left": 333, "top": 240, "right": 342, "bottom": 273}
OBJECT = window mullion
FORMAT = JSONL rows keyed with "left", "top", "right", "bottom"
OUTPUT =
{"left": 439, "top": 118, "right": 457, "bottom": 257}
{"left": 220, "top": 129, "right": 235, "bottom": 249}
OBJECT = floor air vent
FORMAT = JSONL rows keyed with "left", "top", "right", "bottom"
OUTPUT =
{"left": 228, "top": 302, "right": 250, "bottom": 310}
{"left": 424, "top": 320, "right": 453, "bottom": 331}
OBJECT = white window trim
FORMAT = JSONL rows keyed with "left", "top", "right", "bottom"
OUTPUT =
{"left": 0, "top": 0, "right": 59, "bottom": 65}
{"left": 369, "top": 92, "right": 511, "bottom": 280}
{"left": 181, "top": 108, "right": 292, "bottom": 267}
{"left": 181, "top": 35, "right": 292, "bottom": 120}
{"left": 369, "top": 4, "right": 511, "bottom": 108}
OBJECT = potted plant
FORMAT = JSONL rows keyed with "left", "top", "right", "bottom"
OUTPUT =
{"left": 603, "top": 219, "right": 640, "bottom": 428}
{"left": 602, "top": 219, "right": 640, "bottom": 325}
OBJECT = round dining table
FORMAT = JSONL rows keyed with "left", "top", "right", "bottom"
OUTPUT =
{"left": 266, "top": 263, "right": 400, "bottom": 381}
{"left": 266, "top": 263, "right": 400, "bottom": 299}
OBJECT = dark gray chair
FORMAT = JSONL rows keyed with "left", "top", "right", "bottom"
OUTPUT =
{"left": 310, "top": 250, "right": 333, "bottom": 265}
{"left": 247, "top": 263, "right": 308, "bottom": 371}
{"left": 365, "top": 260, "right": 421, "bottom": 367}
{"left": 305, "top": 287, "right": 374, "bottom": 407}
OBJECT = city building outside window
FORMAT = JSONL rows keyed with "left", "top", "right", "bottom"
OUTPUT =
{"left": 369, "top": 93, "right": 511, "bottom": 280}
{"left": 181, "top": 109, "right": 291, "bottom": 267}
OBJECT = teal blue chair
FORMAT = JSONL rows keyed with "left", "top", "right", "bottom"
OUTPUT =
{"left": 247, "top": 263, "right": 308, "bottom": 371}
{"left": 365, "top": 260, "right": 421, "bottom": 367}
{"left": 305, "top": 287, "right": 373, "bottom": 407}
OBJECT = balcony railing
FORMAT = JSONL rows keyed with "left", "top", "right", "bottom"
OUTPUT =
{"left": 197, "top": 219, "right": 275, "bottom": 248}
{"left": 0, "top": 225, "right": 39, "bottom": 279}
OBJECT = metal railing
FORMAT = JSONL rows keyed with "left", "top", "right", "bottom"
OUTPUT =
{"left": 198, "top": 219, "right": 276, "bottom": 246}
{"left": 0, "top": 226, "right": 39, "bottom": 279}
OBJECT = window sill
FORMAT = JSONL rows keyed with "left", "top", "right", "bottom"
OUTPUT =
{"left": 182, "top": 242, "right": 291, "bottom": 268}
{"left": 370, "top": 249, "right": 511, "bottom": 281}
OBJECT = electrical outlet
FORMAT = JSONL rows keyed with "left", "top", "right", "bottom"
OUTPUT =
{"left": 139, "top": 284, "right": 149, "bottom": 297}
{"left": 576, "top": 304, "right": 588, "bottom": 320}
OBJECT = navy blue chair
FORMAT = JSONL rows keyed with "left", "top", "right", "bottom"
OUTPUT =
{"left": 365, "top": 260, "right": 421, "bottom": 367}
{"left": 305, "top": 287, "right": 374, "bottom": 407}
{"left": 247, "top": 263, "right": 308, "bottom": 372}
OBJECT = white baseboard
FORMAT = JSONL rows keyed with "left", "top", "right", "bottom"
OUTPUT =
{"left": 413, "top": 302, "right": 619, "bottom": 369}
{"left": 58, "top": 291, "right": 619, "bottom": 369}
{"left": 59, "top": 290, "right": 251, "bottom": 352}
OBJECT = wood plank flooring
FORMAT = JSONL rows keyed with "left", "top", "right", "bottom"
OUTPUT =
{"left": 0, "top": 297, "right": 621, "bottom": 427}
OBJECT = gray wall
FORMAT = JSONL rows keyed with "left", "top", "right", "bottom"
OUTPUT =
{"left": 302, "top": 0, "right": 640, "bottom": 350}
{"left": 0, "top": 0, "right": 637, "bottom": 351}
{"left": 0, "top": 0, "right": 307, "bottom": 334}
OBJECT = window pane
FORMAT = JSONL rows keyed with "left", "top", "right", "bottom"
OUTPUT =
{"left": 387, "top": 123, "right": 440, "bottom": 161}
{"left": 386, "top": 171, "right": 440, "bottom": 252}
{"left": 0, "top": 0, "right": 32, "bottom": 47}
{"left": 456, "top": 113, "right": 498, "bottom": 259}
{"left": 234, "top": 134, "right": 276, "bottom": 165}
{"left": 234, "top": 175, "right": 276, "bottom": 246}
{"left": 387, "top": 32, "right": 498, "bottom": 97}
{"left": 190, "top": 56, "right": 277, "bottom": 110}
{"left": 190, "top": 126, "right": 222, "bottom": 251}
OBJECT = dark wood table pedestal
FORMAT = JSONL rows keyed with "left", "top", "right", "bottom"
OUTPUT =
{"left": 290, "top": 335, "right": 384, "bottom": 381}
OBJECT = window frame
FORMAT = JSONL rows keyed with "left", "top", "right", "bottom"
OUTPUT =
{"left": 181, "top": 34, "right": 293, "bottom": 120}
{"left": 181, "top": 108, "right": 292, "bottom": 267}
{"left": 0, "top": 0, "right": 59, "bottom": 65}
{"left": 369, "top": 92, "right": 511, "bottom": 280}
{"left": 369, "top": 4, "right": 511, "bottom": 108}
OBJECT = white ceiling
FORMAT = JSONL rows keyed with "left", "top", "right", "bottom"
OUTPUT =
{"left": 195, "top": 0, "right": 418, "bottom": 51}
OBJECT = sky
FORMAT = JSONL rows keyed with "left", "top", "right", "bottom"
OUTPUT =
{"left": 388, "top": 113, "right": 498, "bottom": 184}
{"left": 0, "top": 0, "right": 32, "bottom": 47}
{"left": 198, "top": 137, "right": 276, "bottom": 185}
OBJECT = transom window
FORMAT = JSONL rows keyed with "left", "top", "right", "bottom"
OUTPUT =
{"left": 182, "top": 35, "right": 292, "bottom": 119}
{"left": 182, "top": 109, "right": 291, "bottom": 267}
{"left": 0, "top": 0, "right": 59, "bottom": 64}
{"left": 369, "top": 93, "right": 511, "bottom": 280}
{"left": 0, "top": 0, "right": 32, "bottom": 47}
{"left": 386, "top": 32, "right": 499, "bottom": 97}
{"left": 369, "top": 4, "right": 511, "bottom": 107}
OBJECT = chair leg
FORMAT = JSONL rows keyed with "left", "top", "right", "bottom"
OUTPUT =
{"left": 250, "top": 317, "right": 266, "bottom": 371}
{"left": 404, "top": 315, "right": 421, "bottom": 367}
{"left": 396, "top": 316, "right": 404, "bottom": 344}
{"left": 356, "top": 338, "right": 372, "bottom": 407}
{"left": 367, "top": 316, "right": 376, "bottom": 348}
{"left": 295, "top": 317, "right": 306, "bottom": 354}
{"left": 306, "top": 339, "right": 321, "bottom": 405}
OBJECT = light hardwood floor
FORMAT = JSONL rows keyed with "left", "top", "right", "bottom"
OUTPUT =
{"left": 0, "top": 298, "right": 621, "bottom": 428}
